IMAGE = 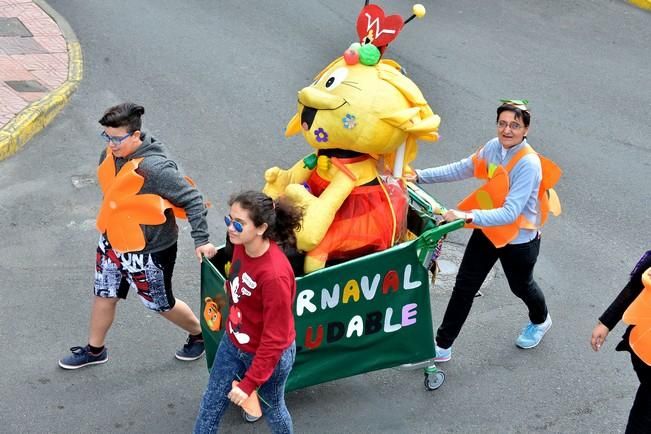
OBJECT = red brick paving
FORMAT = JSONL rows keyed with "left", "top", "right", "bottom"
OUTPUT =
{"left": 0, "top": 0, "right": 69, "bottom": 129}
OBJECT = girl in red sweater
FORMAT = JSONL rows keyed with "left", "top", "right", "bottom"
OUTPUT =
{"left": 195, "top": 191, "right": 302, "bottom": 434}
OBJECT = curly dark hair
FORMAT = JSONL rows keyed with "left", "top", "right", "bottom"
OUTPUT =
{"left": 228, "top": 191, "right": 303, "bottom": 248}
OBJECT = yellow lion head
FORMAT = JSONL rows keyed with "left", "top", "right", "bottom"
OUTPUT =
{"left": 285, "top": 55, "right": 440, "bottom": 173}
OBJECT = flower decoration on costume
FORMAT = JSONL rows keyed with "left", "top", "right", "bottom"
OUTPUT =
{"left": 96, "top": 150, "right": 173, "bottom": 252}
{"left": 314, "top": 128, "right": 329, "bottom": 143}
{"left": 623, "top": 267, "right": 651, "bottom": 365}
{"left": 342, "top": 114, "right": 357, "bottom": 129}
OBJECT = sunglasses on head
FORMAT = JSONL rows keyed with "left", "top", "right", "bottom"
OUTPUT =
{"left": 224, "top": 216, "right": 243, "bottom": 233}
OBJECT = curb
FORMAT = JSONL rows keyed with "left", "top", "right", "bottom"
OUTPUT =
{"left": 0, "top": 0, "right": 83, "bottom": 161}
{"left": 629, "top": 0, "right": 651, "bottom": 10}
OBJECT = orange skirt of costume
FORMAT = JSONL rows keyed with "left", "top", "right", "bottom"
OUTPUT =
{"left": 306, "top": 172, "right": 407, "bottom": 264}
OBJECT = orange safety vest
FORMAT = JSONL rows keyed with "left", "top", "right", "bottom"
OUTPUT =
{"left": 457, "top": 144, "right": 562, "bottom": 248}
{"left": 623, "top": 267, "right": 651, "bottom": 365}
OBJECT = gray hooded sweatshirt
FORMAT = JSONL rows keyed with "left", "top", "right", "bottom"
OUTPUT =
{"left": 99, "top": 132, "right": 209, "bottom": 253}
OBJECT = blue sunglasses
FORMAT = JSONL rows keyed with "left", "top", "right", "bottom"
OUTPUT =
{"left": 224, "top": 216, "right": 243, "bottom": 233}
{"left": 100, "top": 131, "right": 132, "bottom": 144}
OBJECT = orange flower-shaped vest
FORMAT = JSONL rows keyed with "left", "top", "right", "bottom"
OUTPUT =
{"left": 457, "top": 145, "right": 561, "bottom": 247}
{"left": 96, "top": 149, "right": 184, "bottom": 252}
{"left": 623, "top": 267, "right": 651, "bottom": 365}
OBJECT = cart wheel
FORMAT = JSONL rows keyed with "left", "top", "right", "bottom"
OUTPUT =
{"left": 241, "top": 409, "right": 262, "bottom": 423}
{"left": 424, "top": 370, "right": 445, "bottom": 391}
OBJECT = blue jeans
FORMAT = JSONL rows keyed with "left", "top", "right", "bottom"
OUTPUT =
{"left": 194, "top": 335, "right": 296, "bottom": 434}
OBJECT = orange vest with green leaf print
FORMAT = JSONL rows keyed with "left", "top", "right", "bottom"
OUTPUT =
{"left": 457, "top": 144, "right": 562, "bottom": 248}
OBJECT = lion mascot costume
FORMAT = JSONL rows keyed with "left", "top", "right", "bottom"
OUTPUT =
{"left": 264, "top": 2, "right": 441, "bottom": 273}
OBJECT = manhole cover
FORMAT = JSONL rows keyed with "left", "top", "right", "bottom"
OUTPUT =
{"left": 0, "top": 17, "right": 32, "bottom": 37}
{"left": 5, "top": 80, "right": 48, "bottom": 93}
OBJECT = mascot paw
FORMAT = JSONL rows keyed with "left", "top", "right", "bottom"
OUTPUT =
{"left": 263, "top": 167, "right": 287, "bottom": 199}
{"left": 285, "top": 183, "right": 316, "bottom": 208}
{"left": 304, "top": 255, "right": 327, "bottom": 273}
{"left": 286, "top": 184, "right": 331, "bottom": 253}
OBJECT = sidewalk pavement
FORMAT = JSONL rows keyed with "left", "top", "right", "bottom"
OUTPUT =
{"left": 0, "top": 0, "right": 81, "bottom": 161}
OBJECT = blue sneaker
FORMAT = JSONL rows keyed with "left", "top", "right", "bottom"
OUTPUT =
{"left": 516, "top": 314, "right": 552, "bottom": 349}
{"left": 175, "top": 337, "right": 205, "bottom": 361}
{"left": 58, "top": 345, "right": 108, "bottom": 370}
{"left": 433, "top": 343, "right": 452, "bottom": 362}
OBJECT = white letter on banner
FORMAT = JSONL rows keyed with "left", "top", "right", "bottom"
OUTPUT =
{"left": 403, "top": 264, "right": 422, "bottom": 290}
{"left": 321, "top": 284, "right": 340, "bottom": 310}
{"left": 296, "top": 290, "right": 316, "bottom": 317}
{"left": 361, "top": 274, "right": 381, "bottom": 300}
{"left": 346, "top": 315, "right": 364, "bottom": 337}
{"left": 383, "top": 307, "right": 402, "bottom": 333}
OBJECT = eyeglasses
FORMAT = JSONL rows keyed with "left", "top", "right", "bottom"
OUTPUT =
{"left": 497, "top": 121, "right": 523, "bottom": 131}
{"left": 100, "top": 131, "right": 132, "bottom": 144}
{"left": 224, "top": 216, "right": 244, "bottom": 233}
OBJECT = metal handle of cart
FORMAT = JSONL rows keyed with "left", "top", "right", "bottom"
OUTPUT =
{"left": 416, "top": 219, "right": 464, "bottom": 264}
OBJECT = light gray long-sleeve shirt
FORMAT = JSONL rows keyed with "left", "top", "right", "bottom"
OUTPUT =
{"left": 415, "top": 138, "right": 541, "bottom": 244}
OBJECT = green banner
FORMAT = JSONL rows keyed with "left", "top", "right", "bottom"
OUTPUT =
{"left": 287, "top": 239, "right": 435, "bottom": 391}
{"left": 200, "top": 254, "right": 230, "bottom": 370}
{"left": 201, "top": 239, "right": 436, "bottom": 392}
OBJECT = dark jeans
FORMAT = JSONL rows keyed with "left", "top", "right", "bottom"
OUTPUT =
{"left": 436, "top": 229, "right": 548, "bottom": 349}
{"left": 194, "top": 335, "right": 296, "bottom": 434}
{"left": 626, "top": 351, "right": 651, "bottom": 434}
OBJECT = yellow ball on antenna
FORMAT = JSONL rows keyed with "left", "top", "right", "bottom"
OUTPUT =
{"left": 413, "top": 4, "right": 426, "bottom": 18}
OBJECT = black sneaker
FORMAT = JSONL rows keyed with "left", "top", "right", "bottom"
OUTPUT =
{"left": 58, "top": 345, "right": 108, "bottom": 370}
{"left": 175, "top": 337, "right": 205, "bottom": 361}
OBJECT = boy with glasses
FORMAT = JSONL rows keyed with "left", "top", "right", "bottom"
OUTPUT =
{"left": 58, "top": 102, "right": 217, "bottom": 369}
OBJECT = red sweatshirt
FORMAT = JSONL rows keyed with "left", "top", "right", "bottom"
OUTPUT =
{"left": 227, "top": 241, "right": 296, "bottom": 395}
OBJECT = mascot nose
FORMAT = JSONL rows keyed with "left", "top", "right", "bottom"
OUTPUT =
{"left": 298, "top": 87, "right": 345, "bottom": 110}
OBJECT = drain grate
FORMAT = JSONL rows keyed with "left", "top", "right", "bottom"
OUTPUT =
{"left": 0, "top": 17, "right": 32, "bottom": 37}
{"left": 5, "top": 80, "right": 48, "bottom": 92}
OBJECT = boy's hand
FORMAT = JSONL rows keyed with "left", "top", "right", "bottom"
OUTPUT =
{"left": 195, "top": 243, "right": 217, "bottom": 262}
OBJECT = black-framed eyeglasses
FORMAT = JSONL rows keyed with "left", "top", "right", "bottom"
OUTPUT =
{"left": 100, "top": 131, "right": 132, "bottom": 144}
{"left": 224, "top": 216, "right": 244, "bottom": 233}
{"left": 496, "top": 121, "right": 523, "bottom": 131}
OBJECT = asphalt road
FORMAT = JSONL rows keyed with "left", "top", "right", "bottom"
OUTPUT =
{"left": 0, "top": 0, "right": 649, "bottom": 432}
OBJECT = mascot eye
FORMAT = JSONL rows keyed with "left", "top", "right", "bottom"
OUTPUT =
{"left": 323, "top": 67, "right": 348, "bottom": 90}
